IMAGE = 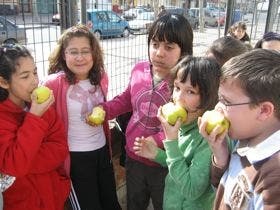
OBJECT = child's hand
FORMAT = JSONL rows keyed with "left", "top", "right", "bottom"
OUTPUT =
{"left": 157, "top": 106, "right": 181, "bottom": 140}
{"left": 85, "top": 113, "right": 99, "bottom": 127}
{"left": 85, "top": 106, "right": 105, "bottom": 127}
{"left": 29, "top": 90, "right": 54, "bottom": 117}
{"left": 198, "top": 116, "right": 229, "bottom": 168}
{"left": 133, "top": 136, "right": 158, "bottom": 160}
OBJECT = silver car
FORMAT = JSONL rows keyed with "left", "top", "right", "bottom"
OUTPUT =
{"left": 190, "top": 8, "right": 224, "bottom": 27}
{"left": 0, "top": 16, "right": 27, "bottom": 44}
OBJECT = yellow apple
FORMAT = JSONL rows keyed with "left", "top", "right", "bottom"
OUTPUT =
{"left": 161, "top": 102, "right": 187, "bottom": 125}
{"left": 34, "top": 86, "right": 51, "bottom": 104}
{"left": 202, "top": 110, "right": 230, "bottom": 135}
{"left": 88, "top": 107, "right": 106, "bottom": 125}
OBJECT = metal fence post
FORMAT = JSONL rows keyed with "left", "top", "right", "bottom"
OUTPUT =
{"left": 265, "top": 0, "right": 274, "bottom": 33}
{"left": 224, "top": 0, "right": 235, "bottom": 36}
{"left": 81, "top": 0, "right": 87, "bottom": 25}
{"left": 69, "top": 0, "right": 78, "bottom": 26}
{"left": 59, "top": 0, "right": 68, "bottom": 30}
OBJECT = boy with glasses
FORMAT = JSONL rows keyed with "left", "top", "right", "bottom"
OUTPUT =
{"left": 199, "top": 49, "right": 280, "bottom": 209}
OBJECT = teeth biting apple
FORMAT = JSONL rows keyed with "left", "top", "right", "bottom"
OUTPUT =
{"left": 161, "top": 102, "right": 187, "bottom": 125}
{"left": 201, "top": 110, "right": 230, "bottom": 135}
{"left": 33, "top": 86, "right": 51, "bottom": 104}
{"left": 88, "top": 106, "right": 106, "bottom": 125}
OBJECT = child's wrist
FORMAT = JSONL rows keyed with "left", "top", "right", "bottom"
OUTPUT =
{"left": 213, "top": 155, "right": 229, "bottom": 169}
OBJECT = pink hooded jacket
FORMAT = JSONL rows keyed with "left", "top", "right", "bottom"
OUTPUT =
{"left": 43, "top": 71, "right": 111, "bottom": 176}
{"left": 102, "top": 61, "right": 172, "bottom": 166}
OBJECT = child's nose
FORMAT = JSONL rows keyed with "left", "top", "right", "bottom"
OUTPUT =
{"left": 174, "top": 92, "right": 183, "bottom": 104}
{"left": 156, "top": 46, "right": 165, "bottom": 57}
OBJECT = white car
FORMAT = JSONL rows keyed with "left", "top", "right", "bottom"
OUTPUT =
{"left": 129, "top": 12, "right": 155, "bottom": 34}
{"left": 123, "top": 8, "right": 149, "bottom": 20}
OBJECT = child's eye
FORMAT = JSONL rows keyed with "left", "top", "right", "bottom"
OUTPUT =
{"left": 69, "top": 51, "right": 79, "bottom": 56}
{"left": 173, "top": 86, "right": 180, "bottom": 91}
{"left": 218, "top": 96, "right": 230, "bottom": 105}
{"left": 186, "top": 90, "right": 195, "bottom": 94}
{"left": 81, "top": 51, "right": 91, "bottom": 56}
{"left": 152, "top": 43, "right": 159, "bottom": 48}
{"left": 165, "top": 46, "right": 173, "bottom": 51}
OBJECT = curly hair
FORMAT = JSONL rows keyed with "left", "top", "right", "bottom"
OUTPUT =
{"left": 48, "top": 24, "right": 104, "bottom": 86}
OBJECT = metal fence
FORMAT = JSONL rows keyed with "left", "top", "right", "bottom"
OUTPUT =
{"left": 1, "top": 0, "right": 279, "bottom": 99}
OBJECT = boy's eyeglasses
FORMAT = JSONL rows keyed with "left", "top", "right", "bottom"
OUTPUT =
{"left": 64, "top": 50, "right": 92, "bottom": 58}
{"left": 218, "top": 97, "right": 253, "bottom": 110}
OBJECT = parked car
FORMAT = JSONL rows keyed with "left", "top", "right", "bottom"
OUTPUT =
{"left": 87, "top": 9, "right": 130, "bottom": 39}
{"left": 129, "top": 12, "right": 155, "bottom": 34}
{"left": 0, "top": 16, "right": 26, "bottom": 44}
{"left": 165, "top": 7, "right": 199, "bottom": 29}
{"left": 190, "top": 8, "right": 225, "bottom": 27}
{"left": 122, "top": 8, "right": 149, "bottom": 20}
{"left": 211, "top": 10, "right": 226, "bottom": 25}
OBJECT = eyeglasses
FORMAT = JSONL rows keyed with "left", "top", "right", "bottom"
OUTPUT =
{"left": 64, "top": 50, "right": 92, "bottom": 58}
{"left": 218, "top": 97, "right": 253, "bottom": 110}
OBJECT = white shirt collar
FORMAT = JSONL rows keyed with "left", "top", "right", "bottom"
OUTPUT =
{"left": 235, "top": 130, "right": 280, "bottom": 164}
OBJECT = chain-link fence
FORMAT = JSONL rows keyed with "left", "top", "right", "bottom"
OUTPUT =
{"left": 0, "top": 0, "right": 279, "bottom": 99}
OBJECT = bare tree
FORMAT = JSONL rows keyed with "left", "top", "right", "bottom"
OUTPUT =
{"left": 153, "top": 0, "right": 160, "bottom": 17}
{"left": 199, "top": 0, "right": 205, "bottom": 32}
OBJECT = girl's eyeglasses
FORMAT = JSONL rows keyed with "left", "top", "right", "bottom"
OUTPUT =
{"left": 64, "top": 50, "right": 92, "bottom": 58}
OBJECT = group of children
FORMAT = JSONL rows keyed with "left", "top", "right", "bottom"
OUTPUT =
{"left": 0, "top": 12, "right": 279, "bottom": 210}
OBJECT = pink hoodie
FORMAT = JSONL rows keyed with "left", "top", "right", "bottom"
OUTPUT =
{"left": 102, "top": 61, "right": 172, "bottom": 166}
{"left": 43, "top": 71, "right": 111, "bottom": 176}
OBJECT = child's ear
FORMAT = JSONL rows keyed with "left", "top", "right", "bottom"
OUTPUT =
{"left": 0, "top": 76, "right": 9, "bottom": 89}
{"left": 258, "top": 101, "right": 275, "bottom": 121}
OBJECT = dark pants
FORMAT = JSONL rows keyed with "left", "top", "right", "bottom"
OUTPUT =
{"left": 70, "top": 146, "right": 121, "bottom": 210}
{"left": 126, "top": 157, "right": 168, "bottom": 210}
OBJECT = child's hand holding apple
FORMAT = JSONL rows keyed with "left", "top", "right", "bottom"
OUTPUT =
{"left": 198, "top": 110, "right": 230, "bottom": 168}
{"left": 157, "top": 102, "right": 187, "bottom": 140}
{"left": 30, "top": 86, "right": 54, "bottom": 117}
{"left": 86, "top": 106, "right": 106, "bottom": 126}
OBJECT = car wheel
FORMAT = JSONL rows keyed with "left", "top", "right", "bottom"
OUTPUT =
{"left": 94, "top": 31, "right": 101, "bottom": 40}
{"left": 214, "top": 21, "right": 218, "bottom": 27}
{"left": 122, "top": 28, "right": 130, "bottom": 38}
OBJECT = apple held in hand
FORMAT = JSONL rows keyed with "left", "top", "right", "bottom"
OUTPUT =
{"left": 201, "top": 110, "right": 230, "bottom": 135}
{"left": 161, "top": 102, "right": 187, "bottom": 125}
{"left": 88, "top": 107, "right": 106, "bottom": 125}
{"left": 33, "top": 86, "right": 51, "bottom": 104}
